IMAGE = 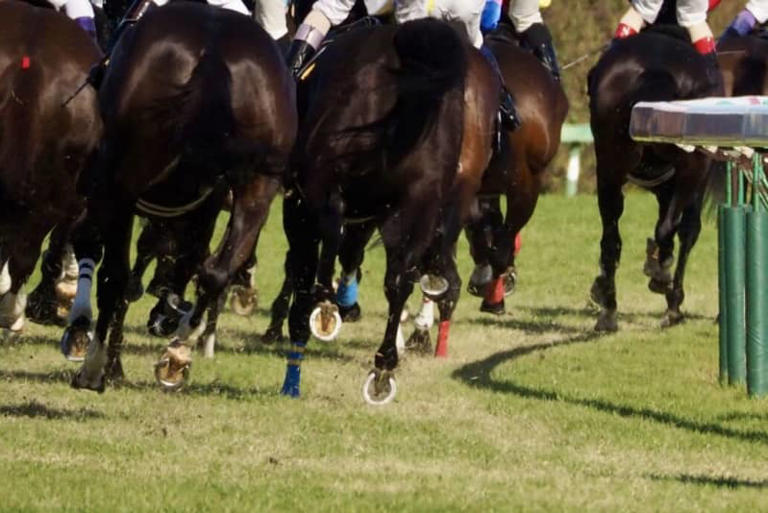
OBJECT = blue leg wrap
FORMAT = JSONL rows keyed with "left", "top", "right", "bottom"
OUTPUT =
{"left": 336, "top": 277, "right": 358, "bottom": 308}
{"left": 280, "top": 341, "right": 306, "bottom": 398}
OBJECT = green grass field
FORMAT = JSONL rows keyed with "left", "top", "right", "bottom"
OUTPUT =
{"left": 1, "top": 193, "right": 766, "bottom": 512}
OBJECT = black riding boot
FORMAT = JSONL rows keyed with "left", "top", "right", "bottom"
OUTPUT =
{"left": 285, "top": 39, "right": 316, "bottom": 79}
{"left": 521, "top": 23, "right": 561, "bottom": 81}
{"left": 479, "top": 45, "right": 521, "bottom": 131}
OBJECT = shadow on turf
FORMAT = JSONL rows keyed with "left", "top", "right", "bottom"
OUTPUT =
{"left": 0, "top": 368, "right": 279, "bottom": 401}
{"left": 2, "top": 327, "right": 353, "bottom": 363}
{"left": 452, "top": 333, "right": 768, "bottom": 446}
{"left": 0, "top": 399, "right": 104, "bottom": 420}
{"left": 648, "top": 473, "right": 768, "bottom": 489}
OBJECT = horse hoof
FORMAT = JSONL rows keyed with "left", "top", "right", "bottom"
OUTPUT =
{"left": 71, "top": 368, "right": 105, "bottom": 393}
{"left": 339, "top": 302, "right": 361, "bottom": 322}
{"left": 154, "top": 350, "right": 191, "bottom": 391}
{"left": 405, "top": 328, "right": 432, "bottom": 355}
{"left": 503, "top": 267, "right": 517, "bottom": 297}
{"left": 261, "top": 325, "right": 284, "bottom": 344}
{"left": 60, "top": 325, "right": 91, "bottom": 362}
{"left": 594, "top": 310, "right": 618, "bottom": 332}
{"left": 660, "top": 310, "right": 684, "bottom": 328}
{"left": 467, "top": 265, "right": 492, "bottom": 297}
{"left": 309, "top": 301, "right": 342, "bottom": 342}
{"left": 362, "top": 369, "right": 397, "bottom": 405}
{"left": 648, "top": 278, "right": 671, "bottom": 295}
{"left": 229, "top": 286, "right": 257, "bottom": 316}
{"left": 105, "top": 358, "right": 125, "bottom": 384}
{"left": 420, "top": 274, "right": 449, "bottom": 299}
{"left": 480, "top": 300, "right": 505, "bottom": 315}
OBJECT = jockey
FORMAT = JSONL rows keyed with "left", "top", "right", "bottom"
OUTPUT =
{"left": 480, "top": 0, "right": 560, "bottom": 81}
{"left": 613, "top": 0, "right": 721, "bottom": 86}
{"left": 286, "top": 0, "right": 521, "bottom": 128}
{"left": 721, "top": 1, "right": 768, "bottom": 39}
{"left": 49, "top": 0, "right": 97, "bottom": 40}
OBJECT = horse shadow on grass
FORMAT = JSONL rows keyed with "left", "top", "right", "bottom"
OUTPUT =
{"left": 648, "top": 473, "right": 768, "bottom": 489}
{"left": 0, "top": 399, "right": 105, "bottom": 420}
{"left": 452, "top": 315, "right": 768, "bottom": 446}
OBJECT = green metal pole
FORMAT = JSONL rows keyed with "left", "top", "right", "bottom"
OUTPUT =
{"left": 718, "top": 204, "right": 729, "bottom": 384}
{"left": 724, "top": 161, "right": 747, "bottom": 386}
{"left": 746, "top": 154, "right": 768, "bottom": 397}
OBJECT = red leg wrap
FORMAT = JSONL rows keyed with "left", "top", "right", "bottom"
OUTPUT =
{"left": 435, "top": 320, "right": 450, "bottom": 358}
{"left": 484, "top": 277, "right": 505, "bottom": 305}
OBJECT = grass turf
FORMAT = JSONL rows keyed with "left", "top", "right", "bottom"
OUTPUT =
{"left": 1, "top": 193, "right": 766, "bottom": 512}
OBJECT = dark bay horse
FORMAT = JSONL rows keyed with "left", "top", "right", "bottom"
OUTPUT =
{"left": 718, "top": 32, "right": 768, "bottom": 95}
{"left": 67, "top": 1, "right": 296, "bottom": 391}
{"left": 0, "top": 1, "right": 101, "bottom": 332}
{"left": 588, "top": 26, "right": 723, "bottom": 332}
{"left": 463, "top": 23, "right": 568, "bottom": 315}
{"left": 281, "top": 19, "right": 497, "bottom": 402}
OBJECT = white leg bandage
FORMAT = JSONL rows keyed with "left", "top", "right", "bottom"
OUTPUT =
{"left": 69, "top": 258, "right": 95, "bottom": 323}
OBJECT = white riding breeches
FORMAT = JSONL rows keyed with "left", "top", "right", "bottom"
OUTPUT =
{"left": 746, "top": 0, "right": 768, "bottom": 24}
{"left": 508, "top": 0, "right": 542, "bottom": 33}
{"left": 48, "top": 0, "right": 95, "bottom": 19}
{"left": 254, "top": 0, "right": 289, "bottom": 39}
{"left": 394, "top": 0, "right": 485, "bottom": 47}
{"left": 631, "top": 0, "right": 707, "bottom": 27}
{"left": 153, "top": 0, "right": 250, "bottom": 16}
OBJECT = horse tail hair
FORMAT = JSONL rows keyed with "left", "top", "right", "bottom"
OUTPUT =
{"left": 0, "top": 63, "right": 42, "bottom": 213}
{"left": 385, "top": 18, "right": 467, "bottom": 167}
{"left": 176, "top": 49, "right": 236, "bottom": 173}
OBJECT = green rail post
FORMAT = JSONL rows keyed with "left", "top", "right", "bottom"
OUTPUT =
{"left": 718, "top": 203, "right": 729, "bottom": 384}
{"left": 746, "top": 154, "right": 768, "bottom": 397}
{"left": 723, "top": 162, "right": 747, "bottom": 386}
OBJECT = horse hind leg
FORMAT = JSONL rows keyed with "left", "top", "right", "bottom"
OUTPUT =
{"left": 590, "top": 174, "right": 625, "bottom": 332}
{"left": 0, "top": 223, "right": 51, "bottom": 332}
{"left": 644, "top": 182, "right": 677, "bottom": 295}
{"left": 27, "top": 223, "right": 73, "bottom": 326}
{"left": 335, "top": 221, "right": 375, "bottom": 323}
{"left": 662, "top": 200, "right": 702, "bottom": 327}
{"left": 262, "top": 249, "right": 292, "bottom": 343}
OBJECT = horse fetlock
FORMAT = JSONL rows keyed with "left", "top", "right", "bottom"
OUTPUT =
{"left": 0, "top": 291, "right": 27, "bottom": 330}
{"left": 72, "top": 335, "right": 107, "bottom": 392}
{"left": 589, "top": 275, "right": 615, "bottom": 309}
{"left": 405, "top": 327, "right": 432, "bottom": 355}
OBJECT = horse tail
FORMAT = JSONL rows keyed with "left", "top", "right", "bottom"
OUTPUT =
{"left": 385, "top": 18, "right": 467, "bottom": 167}
{"left": 0, "top": 63, "right": 42, "bottom": 211}
{"left": 175, "top": 48, "right": 235, "bottom": 171}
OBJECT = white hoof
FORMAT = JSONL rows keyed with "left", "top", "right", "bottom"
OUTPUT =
{"left": 362, "top": 370, "right": 397, "bottom": 405}
{"left": 419, "top": 274, "right": 449, "bottom": 298}
{"left": 309, "top": 302, "right": 342, "bottom": 342}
